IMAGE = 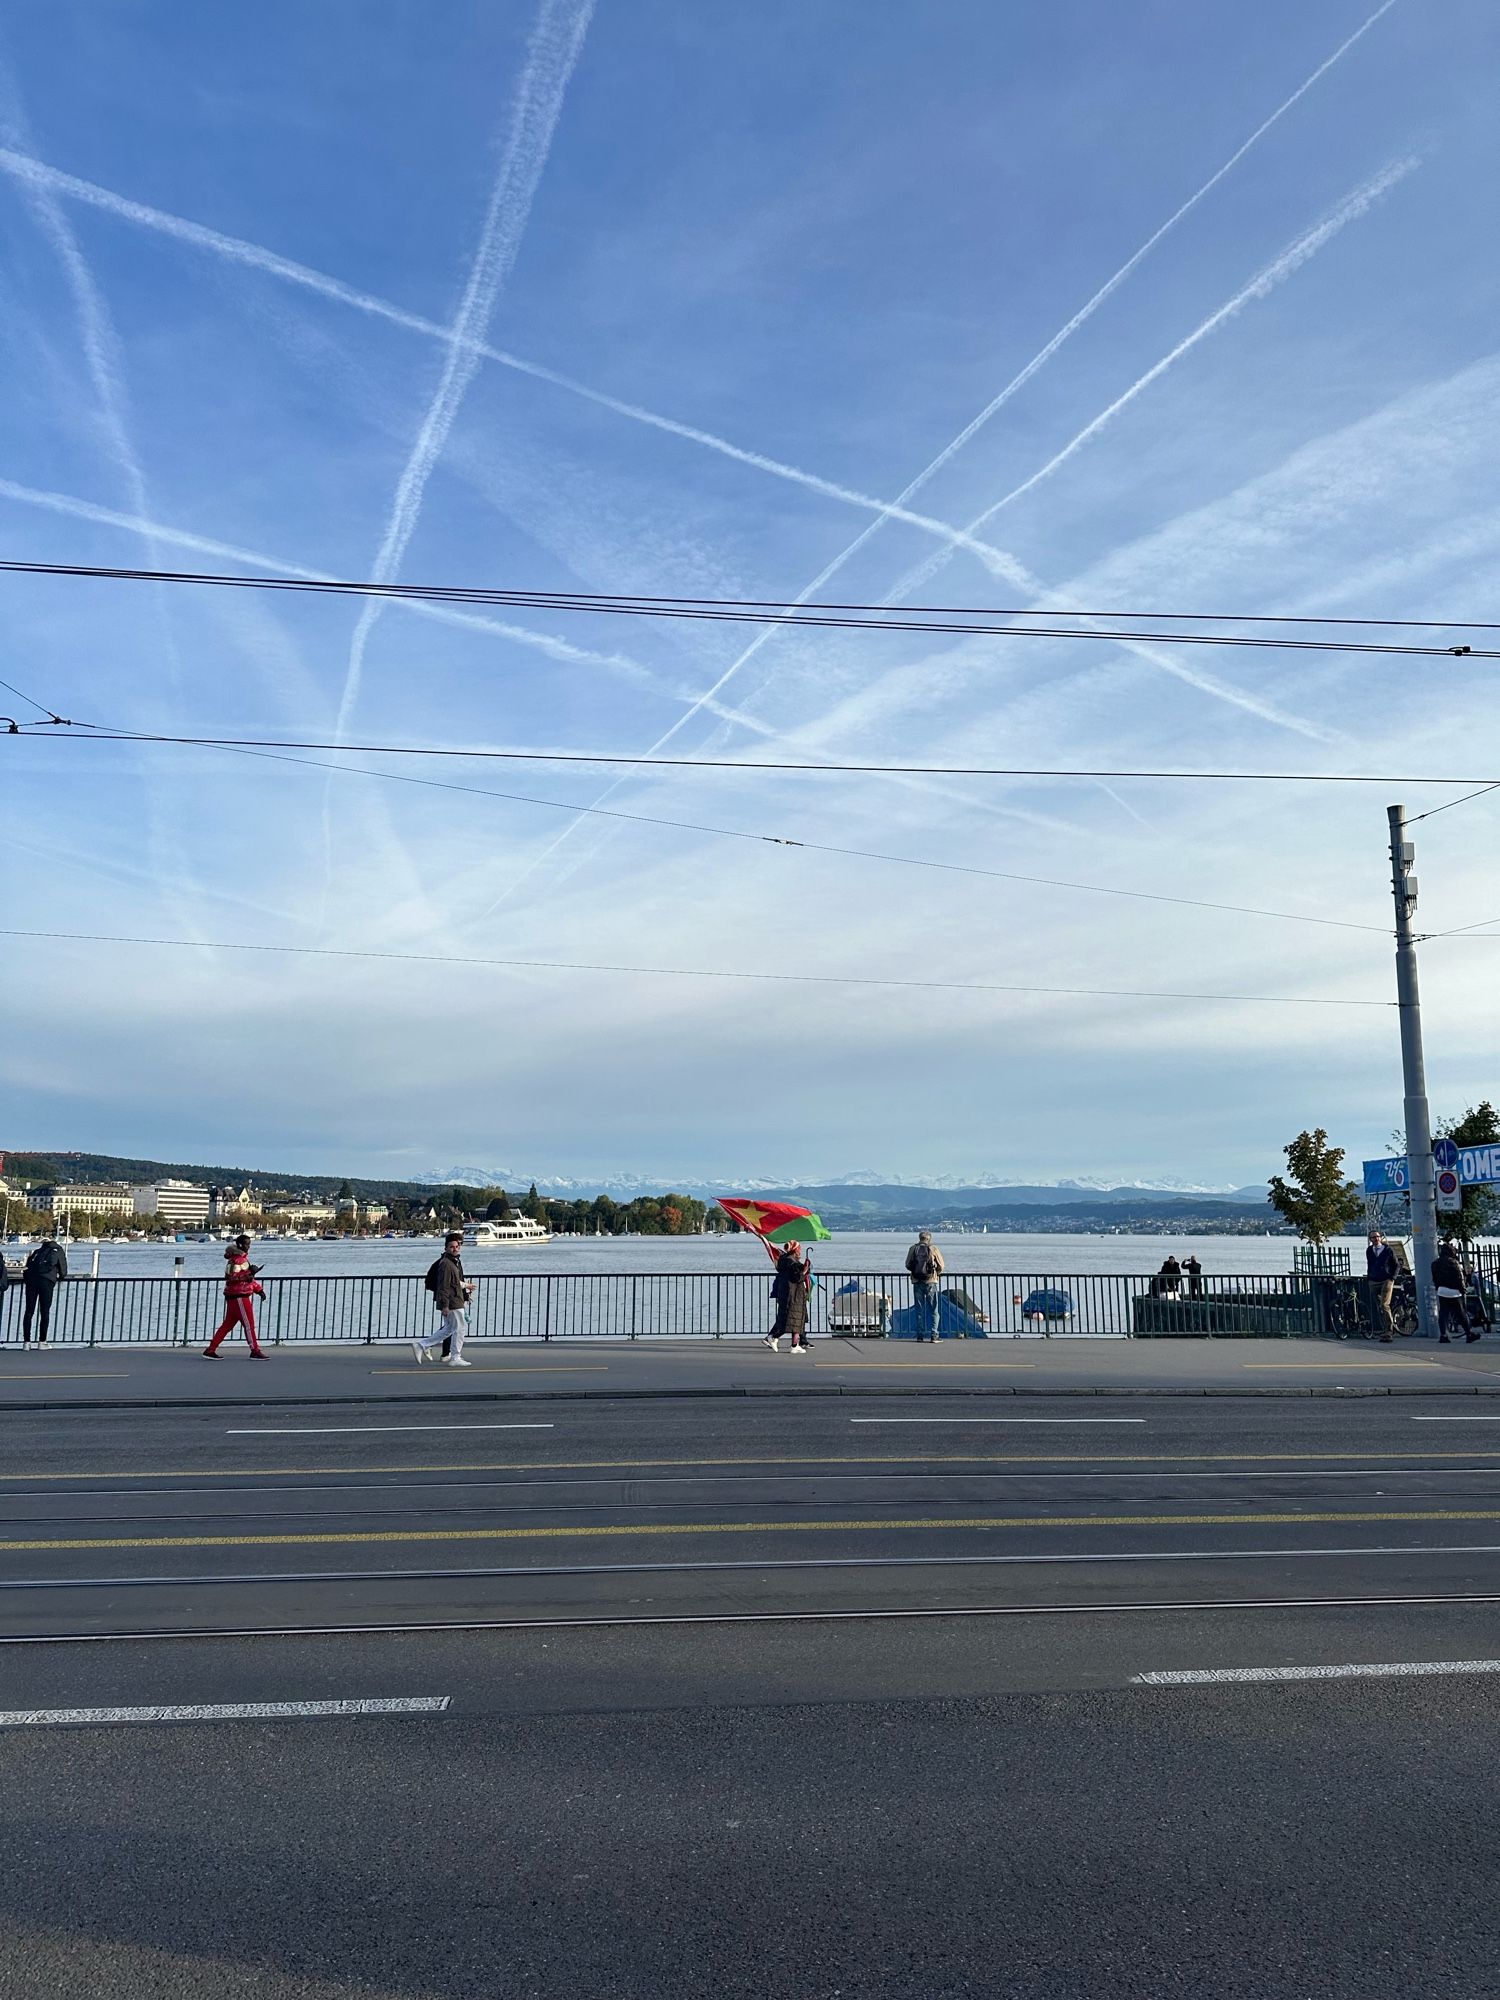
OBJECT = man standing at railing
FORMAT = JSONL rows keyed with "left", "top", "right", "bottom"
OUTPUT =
{"left": 416, "top": 1231, "right": 473, "bottom": 1366}
{"left": 22, "top": 1234, "right": 68, "bottom": 1346}
{"left": 203, "top": 1235, "right": 266, "bottom": 1359}
{"left": 905, "top": 1230, "right": 945, "bottom": 1342}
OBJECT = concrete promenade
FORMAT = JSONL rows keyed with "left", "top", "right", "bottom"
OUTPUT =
{"left": 2, "top": 1331, "right": 1499, "bottom": 1408}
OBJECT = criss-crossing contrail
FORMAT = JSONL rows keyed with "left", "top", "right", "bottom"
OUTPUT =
{"left": 0, "top": 476, "right": 774, "bottom": 739}
{"left": 335, "top": 0, "right": 595, "bottom": 737}
{"left": 487, "top": 13, "right": 1403, "bottom": 901}
{"left": 902, "top": 155, "right": 1421, "bottom": 589}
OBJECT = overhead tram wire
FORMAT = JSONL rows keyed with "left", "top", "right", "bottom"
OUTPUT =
{"left": 0, "top": 671, "right": 73, "bottom": 726}
{"left": 144, "top": 732, "right": 1392, "bottom": 937}
{"left": 0, "top": 927, "right": 1392, "bottom": 1011}
{"left": 15, "top": 723, "right": 1500, "bottom": 789}
{"left": 1408, "top": 782, "right": 1500, "bottom": 823}
{"left": 0, "top": 560, "right": 1490, "bottom": 659}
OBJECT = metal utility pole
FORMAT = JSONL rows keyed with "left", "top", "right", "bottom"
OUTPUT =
{"left": 1388, "top": 804, "right": 1438, "bottom": 1341}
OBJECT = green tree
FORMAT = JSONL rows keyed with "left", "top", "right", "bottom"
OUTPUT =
{"left": 521, "top": 1182, "right": 544, "bottom": 1221}
{"left": 1268, "top": 1129, "right": 1365, "bottom": 1244}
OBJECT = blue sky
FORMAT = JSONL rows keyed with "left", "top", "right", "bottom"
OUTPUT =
{"left": 2, "top": 0, "right": 1497, "bottom": 1189}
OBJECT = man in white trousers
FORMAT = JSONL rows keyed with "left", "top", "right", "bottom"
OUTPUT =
{"left": 415, "top": 1231, "right": 473, "bottom": 1366}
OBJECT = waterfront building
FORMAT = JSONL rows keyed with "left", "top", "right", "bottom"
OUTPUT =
{"left": 35, "top": 1183, "right": 135, "bottom": 1222}
{"left": 265, "top": 1201, "right": 338, "bottom": 1228}
{"left": 132, "top": 1179, "right": 211, "bottom": 1224}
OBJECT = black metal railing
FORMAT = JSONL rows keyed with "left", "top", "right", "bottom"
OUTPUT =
{"left": 0, "top": 1268, "right": 1331, "bottom": 1345}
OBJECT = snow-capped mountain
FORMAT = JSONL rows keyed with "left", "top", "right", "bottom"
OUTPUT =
{"left": 414, "top": 1166, "right": 1251, "bottom": 1200}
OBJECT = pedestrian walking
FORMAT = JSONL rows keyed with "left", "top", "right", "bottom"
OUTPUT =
{"left": 416, "top": 1231, "right": 473, "bottom": 1366}
{"left": 904, "top": 1230, "right": 946, "bottom": 1342}
{"left": 765, "top": 1240, "right": 812, "bottom": 1353}
{"left": 1183, "top": 1253, "right": 1204, "bottom": 1300}
{"left": 203, "top": 1235, "right": 266, "bottom": 1357}
{"left": 1433, "top": 1240, "right": 1478, "bottom": 1344}
{"left": 1366, "top": 1229, "right": 1399, "bottom": 1342}
{"left": 21, "top": 1235, "right": 68, "bottom": 1346}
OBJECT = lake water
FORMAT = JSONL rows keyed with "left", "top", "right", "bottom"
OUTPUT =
{"left": 48, "top": 1230, "right": 1319, "bottom": 1280}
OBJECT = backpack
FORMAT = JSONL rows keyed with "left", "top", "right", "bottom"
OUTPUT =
{"left": 910, "top": 1242, "right": 937, "bottom": 1281}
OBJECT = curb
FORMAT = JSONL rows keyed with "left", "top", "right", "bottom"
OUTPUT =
{"left": 7, "top": 1382, "right": 1500, "bottom": 1411}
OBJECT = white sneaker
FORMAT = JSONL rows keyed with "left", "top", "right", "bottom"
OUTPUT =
{"left": 791, "top": 1344, "right": 808, "bottom": 1355}
{"left": 763, "top": 1335, "right": 780, "bottom": 1351}
{"left": 411, "top": 1341, "right": 426, "bottom": 1364}
{"left": 446, "top": 1355, "right": 472, "bottom": 1367}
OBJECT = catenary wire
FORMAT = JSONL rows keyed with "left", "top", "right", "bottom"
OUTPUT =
{"left": 0, "top": 561, "right": 1490, "bottom": 658}
{"left": 10, "top": 724, "right": 1499, "bottom": 787}
{"left": 1408, "top": 783, "right": 1500, "bottom": 824}
{"left": 0, "top": 672, "right": 71, "bottom": 724}
{"left": 0, "top": 928, "right": 1390, "bottom": 1009}
{"left": 115, "top": 733, "right": 1393, "bottom": 938}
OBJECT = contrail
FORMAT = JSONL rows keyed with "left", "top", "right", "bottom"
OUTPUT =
{"left": 833, "top": 0, "right": 1402, "bottom": 524}
{"left": 492, "top": 8, "right": 1402, "bottom": 896}
{"left": 335, "top": 0, "right": 594, "bottom": 736}
{"left": 0, "top": 3, "right": 1397, "bottom": 585}
{"left": 0, "top": 476, "right": 775, "bottom": 739}
{"left": 960, "top": 156, "right": 1420, "bottom": 539}
{"left": 0, "top": 158, "right": 1059, "bottom": 579}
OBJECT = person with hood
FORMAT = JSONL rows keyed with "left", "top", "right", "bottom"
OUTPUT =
{"left": 22, "top": 1235, "right": 68, "bottom": 1346}
{"left": 765, "top": 1239, "right": 812, "bottom": 1353}
{"left": 904, "top": 1230, "right": 946, "bottom": 1342}
{"left": 416, "top": 1231, "right": 473, "bottom": 1366}
{"left": 203, "top": 1235, "right": 267, "bottom": 1358}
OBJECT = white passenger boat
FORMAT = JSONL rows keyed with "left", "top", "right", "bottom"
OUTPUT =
{"left": 463, "top": 1215, "right": 553, "bottom": 1247}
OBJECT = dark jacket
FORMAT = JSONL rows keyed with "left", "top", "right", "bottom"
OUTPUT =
{"left": 425, "top": 1250, "right": 468, "bottom": 1312}
{"left": 24, "top": 1241, "right": 67, "bottom": 1286}
{"left": 771, "top": 1249, "right": 808, "bottom": 1302}
{"left": 1366, "top": 1242, "right": 1398, "bottom": 1282}
{"left": 1432, "top": 1251, "right": 1466, "bottom": 1295}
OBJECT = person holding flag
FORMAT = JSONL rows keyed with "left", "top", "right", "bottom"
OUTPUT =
{"left": 717, "top": 1199, "right": 831, "bottom": 1355}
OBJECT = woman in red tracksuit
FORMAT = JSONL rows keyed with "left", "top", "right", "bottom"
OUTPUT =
{"left": 204, "top": 1235, "right": 267, "bottom": 1358}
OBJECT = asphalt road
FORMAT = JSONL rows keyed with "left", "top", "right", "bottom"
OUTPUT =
{"left": 3, "top": 1331, "right": 1500, "bottom": 1407}
{"left": 5, "top": 1394, "right": 1500, "bottom": 1996}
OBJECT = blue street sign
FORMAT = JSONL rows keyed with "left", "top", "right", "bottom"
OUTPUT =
{"left": 1433, "top": 1137, "right": 1460, "bottom": 1171}
{"left": 1363, "top": 1156, "right": 1408, "bottom": 1194}
{"left": 1459, "top": 1145, "right": 1500, "bottom": 1187}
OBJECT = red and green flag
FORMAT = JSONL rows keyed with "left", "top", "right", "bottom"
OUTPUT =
{"left": 717, "top": 1198, "right": 832, "bottom": 1244}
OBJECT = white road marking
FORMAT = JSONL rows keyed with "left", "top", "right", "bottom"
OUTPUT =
{"left": 1410, "top": 1416, "right": 1500, "bottom": 1422}
{"left": 0, "top": 1696, "right": 451, "bottom": 1726}
{"left": 225, "top": 1424, "right": 555, "bottom": 1435}
{"left": 848, "top": 1417, "right": 1146, "bottom": 1425}
{"left": 1133, "top": 1660, "right": 1500, "bottom": 1686}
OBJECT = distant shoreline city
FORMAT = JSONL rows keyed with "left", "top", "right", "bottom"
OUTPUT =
{"left": 0, "top": 1147, "right": 1296, "bottom": 1239}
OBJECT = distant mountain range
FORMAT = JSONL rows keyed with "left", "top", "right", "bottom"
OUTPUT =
{"left": 3, "top": 1152, "right": 1276, "bottom": 1234}
{"left": 413, "top": 1167, "right": 1265, "bottom": 1206}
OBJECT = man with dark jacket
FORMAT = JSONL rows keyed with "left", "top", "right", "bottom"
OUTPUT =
{"left": 1433, "top": 1241, "right": 1478, "bottom": 1345}
{"left": 22, "top": 1236, "right": 67, "bottom": 1345}
{"left": 1366, "top": 1230, "right": 1399, "bottom": 1342}
{"left": 416, "top": 1232, "right": 472, "bottom": 1366}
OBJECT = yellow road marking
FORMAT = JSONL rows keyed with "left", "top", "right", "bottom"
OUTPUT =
{"left": 10, "top": 1448, "right": 1500, "bottom": 1484}
{"left": 0, "top": 1372, "right": 130, "bottom": 1379}
{"left": 824, "top": 1362, "right": 1038, "bottom": 1371}
{"left": 8, "top": 1506, "right": 1500, "bottom": 1553}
